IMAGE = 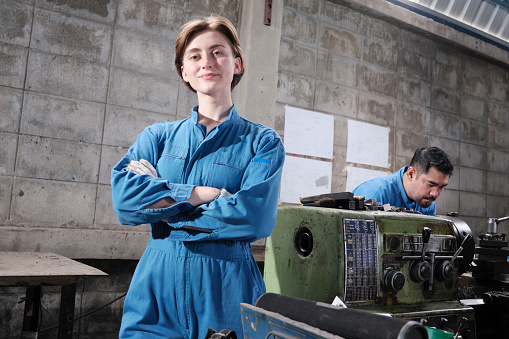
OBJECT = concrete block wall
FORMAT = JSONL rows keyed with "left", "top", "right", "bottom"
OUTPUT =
{"left": 274, "top": 0, "right": 509, "bottom": 237}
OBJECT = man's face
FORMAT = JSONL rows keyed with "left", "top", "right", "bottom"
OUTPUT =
{"left": 406, "top": 166, "right": 450, "bottom": 208}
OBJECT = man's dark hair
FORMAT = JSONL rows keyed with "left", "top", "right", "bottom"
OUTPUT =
{"left": 409, "top": 147, "right": 454, "bottom": 175}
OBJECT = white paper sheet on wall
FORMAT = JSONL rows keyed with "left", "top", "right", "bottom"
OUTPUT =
{"left": 346, "top": 120, "right": 389, "bottom": 167}
{"left": 280, "top": 155, "right": 332, "bottom": 204}
{"left": 284, "top": 106, "right": 334, "bottom": 159}
{"left": 346, "top": 167, "right": 389, "bottom": 192}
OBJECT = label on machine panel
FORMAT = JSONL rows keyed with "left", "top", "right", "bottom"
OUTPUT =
{"left": 344, "top": 219, "right": 378, "bottom": 302}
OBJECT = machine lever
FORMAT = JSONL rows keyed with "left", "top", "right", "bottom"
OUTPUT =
{"left": 421, "top": 227, "right": 431, "bottom": 261}
{"left": 450, "top": 234, "right": 472, "bottom": 263}
{"left": 453, "top": 317, "right": 468, "bottom": 339}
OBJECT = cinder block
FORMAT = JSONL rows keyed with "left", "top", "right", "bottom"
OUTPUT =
{"left": 279, "top": 39, "right": 316, "bottom": 77}
{"left": 11, "top": 178, "right": 97, "bottom": 227}
{"left": 399, "top": 29, "right": 433, "bottom": 56}
{"left": 363, "top": 37, "right": 399, "bottom": 71}
{"left": 32, "top": 8, "right": 113, "bottom": 64}
{"left": 321, "top": 2, "right": 365, "bottom": 35}
{"left": 281, "top": 8, "right": 318, "bottom": 46}
{"left": 460, "top": 118, "right": 486, "bottom": 146}
{"left": 463, "top": 70, "right": 488, "bottom": 98}
{"left": 397, "top": 76, "right": 431, "bottom": 107}
{"left": 117, "top": 0, "right": 188, "bottom": 38}
{"left": 0, "top": 1, "right": 33, "bottom": 47}
{"left": 435, "top": 189, "right": 459, "bottom": 215}
{"left": 103, "top": 105, "right": 175, "bottom": 148}
{"left": 0, "top": 87, "right": 23, "bottom": 133}
{"left": 358, "top": 91, "right": 396, "bottom": 126}
{"left": 112, "top": 28, "right": 174, "bottom": 77}
{"left": 435, "top": 46, "right": 463, "bottom": 67}
{"left": 99, "top": 145, "right": 127, "bottom": 185}
{"left": 319, "top": 23, "right": 362, "bottom": 59}
{"left": 461, "top": 95, "right": 486, "bottom": 122}
{"left": 0, "top": 44, "right": 28, "bottom": 88}
{"left": 276, "top": 72, "right": 314, "bottom": 110}
{"left": 0, "top": 133, "right": 17, "bottom": 176}
{"left": 459, "top": 191, "right": 486, "bottom": 218}
{"left": 37, "top": 0, "right": 117, "bottom": 24}
{"left": 95, "top": 184, "right": 121, "bottom": 227}
{"left": 16, "top": 135, "right": 100, "bottom": 183}
{"left": 21, "top": 92, "right": 105, "bottom": 143}
{"left": 486, "top": 195, "right": 509, "bottom": 219}
{"left": 360, "top": 64, "right": 398, "bottom": 98}
{"left": 429, "top": 110, "right": 460, "bottom": 140}
{"left": 108, "top": 68, "right": 179, "bottom": 114}
{"left": 487, "top": 171, "right": 509, "bottom": 197}
{"left": 395, "top": 130, "right": 429, "bottom": 158}
{"left": 316, "top": 50, "right": 357, "bottom": 87}
{"left": 487, "top": 68, "right": 509, "bottom": 104}
{"left": 487, "top": 149, "right": 509, "bottom": 173}
{"left": 0, "top": 177, "right": 12, "bottom": 221}
{"left": 396, "top": 102, "right": 431, "bottom": 134}
{"left": 487, "top": 124, "right": 509, "bottom": 151}
{"left": 459, "top": 166, "right": 486, "bottom": 193}
{"left": 314, "top": 80, "right": 357, "bottom": 118}
{"left": 459, "top": 142, "right": 486, "bottom": 169}
{"left": 363, "top": 14, "right": 400, "bottom": 44}
{"left": 432, "top": 61, "right": 461, "bottom": 90}
{"left": 26, "top": 52, "right": 108, "bottom": 101}
{"left": 285, "top": 0, "right": 320, "bottom": 14}
{"left": 431, "top": 87, "right": 461, "bottom": 115}
{"left": 487, "top": 101, "right": 509, "bottom": 128}
{"left": 399, "top": 49, "right": 431, "bottom": 80}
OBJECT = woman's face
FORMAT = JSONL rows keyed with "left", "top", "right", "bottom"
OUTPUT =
{"left": 181, "top": 30, "right": 241, "bottom": 98}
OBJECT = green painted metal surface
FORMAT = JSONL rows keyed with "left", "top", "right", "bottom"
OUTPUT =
{"left": 264, "top": 206, "right": 460, "bottom": 306}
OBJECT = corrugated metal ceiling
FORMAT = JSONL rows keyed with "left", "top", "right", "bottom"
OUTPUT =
{"left": 392, "top": 0, "right": 509, "bottom": 50}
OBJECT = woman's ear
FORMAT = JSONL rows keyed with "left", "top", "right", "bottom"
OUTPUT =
{"left": 233, "top": 57, "right": 242, "bottom": 74}
{"left": 181, "top": 66, "right": 189, "bottom": 82}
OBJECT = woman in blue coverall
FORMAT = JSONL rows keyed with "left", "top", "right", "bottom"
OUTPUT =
{"left": 111, "top": 16, "right": 285, "bottom": 338}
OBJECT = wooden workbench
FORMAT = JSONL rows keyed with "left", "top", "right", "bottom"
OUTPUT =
{"left": 0, "top": 251, "right": 107, "bottom": 338}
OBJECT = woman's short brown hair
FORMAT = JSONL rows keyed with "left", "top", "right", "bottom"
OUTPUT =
{"left": 174, "top": 16, "right": 245, "bottom": 93}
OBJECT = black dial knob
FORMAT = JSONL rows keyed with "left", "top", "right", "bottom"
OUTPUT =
{"left": 436, "top": 260, "right": 454, "bottom": 281}
{"left": 411, "top": 260, "right": 431, "bottom": 282}
{"left": 385, "top": 270, "right": 405, "bottom": 291}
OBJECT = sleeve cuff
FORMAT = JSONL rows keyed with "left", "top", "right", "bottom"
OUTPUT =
{"left": 166, "top": 183, "right": 195, "bottom": 202}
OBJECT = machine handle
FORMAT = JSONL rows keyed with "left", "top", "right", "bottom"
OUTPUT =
{"left": 421, "top": 227, "right": 431, "bottom": 261}
{"left": 453, "top": 317, "right": 468, "bottom": 339}
{"left": 450, "top": 234, "right": 472, "bottom": 263}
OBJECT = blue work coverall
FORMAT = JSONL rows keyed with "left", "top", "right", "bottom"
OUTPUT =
{"left": 111, "top": 105, "right": 285, "bottom": 338}
{"left": 352, "top": 166, "right": 436, "bottom": 215}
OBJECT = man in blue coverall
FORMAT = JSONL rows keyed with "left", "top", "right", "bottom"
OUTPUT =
{"left": 352, "top": 147, "right": 453, "bottom": 215}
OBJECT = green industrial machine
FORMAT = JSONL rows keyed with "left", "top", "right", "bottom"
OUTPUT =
{"left": 264, "top": 198, "right": 477, "bottom": 338}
